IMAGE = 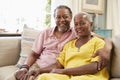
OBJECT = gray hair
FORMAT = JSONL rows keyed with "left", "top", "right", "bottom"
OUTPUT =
{"left": 75, "top": 12, "right": 93, "bottom": 22}
{"left": 54, "top": 5, "right": 72, "bottom": 18}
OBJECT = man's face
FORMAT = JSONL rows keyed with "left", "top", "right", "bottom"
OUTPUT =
{"left": 54, "top": 8, "right": 72, "bottom": 33}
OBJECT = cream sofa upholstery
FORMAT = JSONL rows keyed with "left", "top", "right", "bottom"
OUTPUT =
{"left": 0, "top": 37, "right": 21, "bottom": 80}
{"left": 0, "top": 34, "right": 120, "bottom": 80}
{"left": 110, "top": 35, "right": 120, "bottom": 80}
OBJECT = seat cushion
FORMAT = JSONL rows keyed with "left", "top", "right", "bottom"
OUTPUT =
{"left": 0, "top": 37, "right": 21, "bottom": 67}
{"left": 0, "top": 65, "right": 18, "bottom": 80}
{"left": 110, "top": 78, "right": 120, "bottom": 80}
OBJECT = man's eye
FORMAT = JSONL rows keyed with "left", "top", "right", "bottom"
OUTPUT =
{"left": 56, "top": 16, "right": 61, "bottom": 19}
{"left": 63, "top": 16, "right": 68, "bottom": 19}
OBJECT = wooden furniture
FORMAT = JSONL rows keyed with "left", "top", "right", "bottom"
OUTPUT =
{"left": 0, "top": 32, "right": 21, "bottom": 37}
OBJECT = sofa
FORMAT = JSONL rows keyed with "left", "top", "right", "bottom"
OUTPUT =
{"left": 0, "top": 27, "right": 120, "bottom": 80}
{"left": 0, "top": 26, "right": 40, "bottom": 80}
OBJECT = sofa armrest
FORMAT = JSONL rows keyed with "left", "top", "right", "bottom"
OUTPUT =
{"left": 110, "top": 35, "right": 120, "bottom": 78}
{"left": 0, "top": 37, "right": 21, "bottom": 67}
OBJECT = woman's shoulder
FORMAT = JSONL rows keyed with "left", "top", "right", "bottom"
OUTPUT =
{"left": 64, "top": 38, "right": 77, "bottom": 47}
{"left": 92, "top": 36, "right": 105, "bottom": 43}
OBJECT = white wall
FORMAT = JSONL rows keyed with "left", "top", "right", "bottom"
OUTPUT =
{"left": 106, "top": 0, "right": 120, "bottom": 36}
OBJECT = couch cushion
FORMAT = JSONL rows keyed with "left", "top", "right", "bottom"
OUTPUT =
{"left": 0, "top": 37, "right": 21, "bottom": 67}
{"left": 17, "top": 26, "right": 40, "bottom": 66}
{"left": 111, "top": 35, "right": 120, "bottom": 78}
{"left": 110, "top": 79, "right": 120, "bottom": 80}
{"left": 0, "top": 65, "right": 18, "bottom": 80}
{"left": 0, "top": 64, "right": 39, "bottom": 80}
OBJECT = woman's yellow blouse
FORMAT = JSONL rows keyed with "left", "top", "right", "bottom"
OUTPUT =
{"left": 57, "top": 37, "right": 105, "bottom": 68}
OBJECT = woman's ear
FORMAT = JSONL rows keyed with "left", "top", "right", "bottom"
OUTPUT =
{"left": 90, "top": 22, "right": 94, "bottom": 31}
{"left": 90, "top": 22, "right": 93, "bottom": 27}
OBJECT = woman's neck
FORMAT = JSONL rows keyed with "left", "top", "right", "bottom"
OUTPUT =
{"left": 76, "top": 35, "right": 92, "bottom": 48}
{"left": 78, "top": 35, "right": 92, "bottom": 41}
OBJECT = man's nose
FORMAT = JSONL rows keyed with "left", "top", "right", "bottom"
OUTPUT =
{"left": 60, "top": 17, "right": 65, "bottom": 21}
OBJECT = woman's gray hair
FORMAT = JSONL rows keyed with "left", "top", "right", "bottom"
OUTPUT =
{"left": 77, "top": 12, "right": 93, "bottom": 22}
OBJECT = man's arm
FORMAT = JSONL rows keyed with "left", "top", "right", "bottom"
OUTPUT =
{"left": 15, "top": 51, "right": 39, "bottom": 80}
{"left": 24, "top": 51, "right": 39, "bottom": 67}
{"left": 23, "top": 61, "right": 63, "bottom": 80}
{"left": 92, "top": 33, "right": 113, "bottom": 70}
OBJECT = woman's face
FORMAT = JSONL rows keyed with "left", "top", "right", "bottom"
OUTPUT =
{"left": 54, "top": 8, "right": 72, "bottom": 33}
{"left": 74, "top": 14, "right": 91, "bottom": 37}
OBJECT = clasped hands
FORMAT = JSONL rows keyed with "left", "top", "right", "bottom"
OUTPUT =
{"left": 15, "top": 68, "right": 40, "bottom": 80}
{"left": 15, "top": 68, "right": 64, "bottom": 80}
{"left": 15, "top": 48, "right": 110, "bottom": 80}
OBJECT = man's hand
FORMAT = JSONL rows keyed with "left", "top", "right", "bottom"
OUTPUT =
{"left": 15, "top": 68, "right": 28, "bottom": 80}
{"left": 92, "top": 48, "right": 110, "bottom": 71}
{"left": 22, "top": 69, "right": 40, "bottom": 80}
{"left": 50, "top": 68, "right": 64, "bottom": 74}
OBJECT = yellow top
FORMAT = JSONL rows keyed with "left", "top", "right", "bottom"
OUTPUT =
{"left": 57, "top": 36, "right": 109, "bottom": 80}
{"left": 37, "top": 37, "right": 109, "bottom": 80}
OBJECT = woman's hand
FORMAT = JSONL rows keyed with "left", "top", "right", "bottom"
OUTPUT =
{"left": 15, "top": 68, "right": 28, "bottom": 80}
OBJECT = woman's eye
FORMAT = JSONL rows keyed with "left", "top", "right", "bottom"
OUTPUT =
{"left": 80, "top": 22, "right": 86, "bottom": 26}
{"left": 74, "top": 23, "right": 78, "bottom": 26}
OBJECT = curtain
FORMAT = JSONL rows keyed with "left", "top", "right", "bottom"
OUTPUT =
{"left": 0, "top": 0, "right": 47, "bottom": 32}
{"left": 106, "top": 0, "right": 120, "bottom": 36}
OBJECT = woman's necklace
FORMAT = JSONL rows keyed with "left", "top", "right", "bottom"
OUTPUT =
{"left": 76, "top": 35, "right": 92, "bottom": 52}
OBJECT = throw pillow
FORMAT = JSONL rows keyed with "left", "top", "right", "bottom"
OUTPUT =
{"left": 16, "top": 26, "right": 40, "bottom": 67}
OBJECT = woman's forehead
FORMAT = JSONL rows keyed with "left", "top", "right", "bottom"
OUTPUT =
{"left": 74, "top": 14, "right": 86, "bottom": 20}
{"left": 74, "top": 13, "right": 90, "bottom": 22}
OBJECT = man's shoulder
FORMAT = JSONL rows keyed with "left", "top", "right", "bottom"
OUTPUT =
{"left": 39, "top": 27, "right": 54, "bottom": 34}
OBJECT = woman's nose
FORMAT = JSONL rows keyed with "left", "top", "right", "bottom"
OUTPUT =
{"left": 76, "top": 24, "right": 82, "bottom": 28}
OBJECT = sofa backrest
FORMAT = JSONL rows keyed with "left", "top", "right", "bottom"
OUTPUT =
{"left": 111, "top": 35, "right": 120, "bottom": 78}
{"left": 0, "top": 37, "right": 21, "bottom": 67}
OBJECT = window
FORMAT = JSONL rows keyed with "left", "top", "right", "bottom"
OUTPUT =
{"left": 45, "top": 0, "right": 51, "bottom": 28}
{"left": 0, "top": 0, "right": 51, "bottom": 33}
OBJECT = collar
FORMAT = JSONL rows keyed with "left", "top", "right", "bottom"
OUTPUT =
{"left": 49, "top": 26, "right": 72, "bottom": 37}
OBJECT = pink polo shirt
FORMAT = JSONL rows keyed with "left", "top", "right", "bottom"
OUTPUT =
{"left": 32, "top": 27, "right": 76, "bottom": 68}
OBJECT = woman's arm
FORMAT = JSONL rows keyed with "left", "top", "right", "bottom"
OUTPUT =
{"left": 52, "top": 62, "right": 98, "bottom": 76}
{"left": 38, "top": 61, "right": 63, "bottom": 73}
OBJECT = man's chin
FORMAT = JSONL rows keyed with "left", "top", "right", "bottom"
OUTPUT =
{"left": 58, "top": 28, "right": 68, "bottom": 33}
